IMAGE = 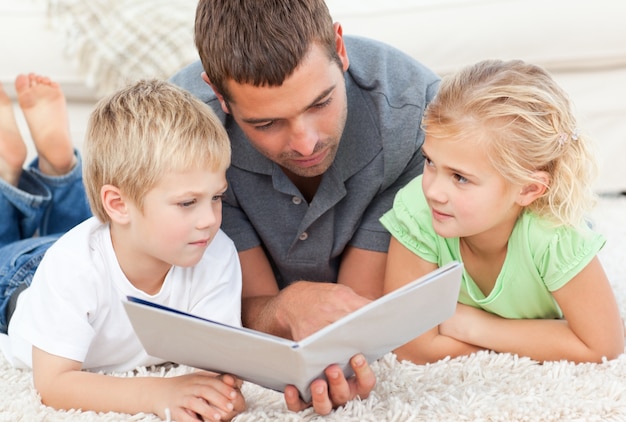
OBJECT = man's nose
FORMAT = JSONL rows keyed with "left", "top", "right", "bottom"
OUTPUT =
{"left": 288, "top": 118, "right": 318, "bottom": 156}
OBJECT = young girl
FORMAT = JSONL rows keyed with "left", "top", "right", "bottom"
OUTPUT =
{"left": 380, "top": 59, "right": 624, "bottom": 364}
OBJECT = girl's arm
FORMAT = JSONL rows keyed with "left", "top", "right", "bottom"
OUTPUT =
{"left": 32, "top": 347, "right": 245, "bottom": 422}
{"left": 439, "top": 257, "right": 624, "bottom": 363}
{"left": 384, "top": 237, "right": 484, "bottom": 364}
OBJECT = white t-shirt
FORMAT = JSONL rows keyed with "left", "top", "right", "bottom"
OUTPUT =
{"left": 6, "top": 217, "right": 242, "bottom": 372}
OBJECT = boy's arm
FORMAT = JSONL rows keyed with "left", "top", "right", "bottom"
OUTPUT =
{"left": 32, "top": 347, "right": 245, "bottom": 421}
{"left": 439, "top": 257, "right": 624, "bottom": 362}
{"left": 384, "top": 237, "right": 484, "bottom": 363}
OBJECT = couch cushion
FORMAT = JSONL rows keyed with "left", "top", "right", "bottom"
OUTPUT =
{"left": 48, "top": 0, "right": 198, "bottom": 96}
{"left": 326, "top": 0, "right": 626, "bottom": 74}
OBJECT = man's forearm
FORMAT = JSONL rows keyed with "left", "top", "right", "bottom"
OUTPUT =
{"left": 242, "top": 280, "right": 372, "bottom": 341}
{"left": 241, "top": 295, "right": 291, "bottom": 339}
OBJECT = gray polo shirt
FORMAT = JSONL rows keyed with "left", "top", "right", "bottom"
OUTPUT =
{"left": 171, "top": 36, "right": 440, "bottom": 289}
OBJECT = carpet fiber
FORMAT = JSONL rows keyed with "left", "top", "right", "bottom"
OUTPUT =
{"left": 1, "top": 195, "right": 625, "bottom": 421}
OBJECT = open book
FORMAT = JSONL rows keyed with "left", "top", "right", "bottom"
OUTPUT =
{"left": 123, "top": 261, "right": 462, "bottom": 401}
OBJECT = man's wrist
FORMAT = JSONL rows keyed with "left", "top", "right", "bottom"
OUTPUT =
{"left": 272, "top": 286, "right": 294, "bottom": 338}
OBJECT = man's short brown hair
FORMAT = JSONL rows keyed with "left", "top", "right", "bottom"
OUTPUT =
{"left": 194, "top": 0, "right": 341, "bottom": 101}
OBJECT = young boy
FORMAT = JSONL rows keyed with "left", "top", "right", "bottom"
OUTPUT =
{"left": 0, "top": 77, "right": 246, "bottom": 421}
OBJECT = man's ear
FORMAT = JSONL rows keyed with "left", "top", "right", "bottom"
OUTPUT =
{"left": 201, "top": 72, "right": 230, "bottom": 114}
{"left": 333, "top": 22, "right": 350, "bottom": 72}
{"left": 101, "top": 184, "right": 130, "bottom": 224}
{"left": 517, "top": 171, "right": 549, "bottom": 206}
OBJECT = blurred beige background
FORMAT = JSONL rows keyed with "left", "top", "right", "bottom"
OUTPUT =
{"left": 3, "top": 0, "right": 625, "bottom": 193}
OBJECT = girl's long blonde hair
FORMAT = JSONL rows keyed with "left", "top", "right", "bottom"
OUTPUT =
{"left": 423, "top": 59, "right": 597, "bottom": 226}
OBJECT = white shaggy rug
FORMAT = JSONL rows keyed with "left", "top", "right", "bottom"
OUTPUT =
{"left": 1, "top": 195, "right": 625, "bottom": 422}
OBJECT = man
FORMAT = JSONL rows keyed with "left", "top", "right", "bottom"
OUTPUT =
{"left": 170, "top": 0, "right": 440, "bottom": 414}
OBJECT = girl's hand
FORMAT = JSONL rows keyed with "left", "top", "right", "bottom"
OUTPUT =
{"left": 439, "top": 303, "right": 488, "bottom": 344}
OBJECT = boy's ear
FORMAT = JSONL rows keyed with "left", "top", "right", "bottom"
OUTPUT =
{"left": 201, "top": 72, "right": 230, "bottom": 114}
{"left": 517, "top": 171, "right": 549, "bottom": 206}
{"left": 101, "top": 184, "right": 130, "bottom": 224}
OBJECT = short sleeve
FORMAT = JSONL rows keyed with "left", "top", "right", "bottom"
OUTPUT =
{"left": 380, "top": 175, "right": 440, "bottom": 263}
{"left": 531, "top": 219, "right": 606, "bottom": 292}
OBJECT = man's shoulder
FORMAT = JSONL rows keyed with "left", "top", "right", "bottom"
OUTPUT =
{"left": 341, "top": 36, "right": 437, "bottom": 175}
{"left": 169, "top": 61, "right": 229, "bottom": 125}
{"left": 344, "top": 35, "right": 439, "bottom": 90}
{"left": 169, "top": 61, "right": 218, "bottom": 104}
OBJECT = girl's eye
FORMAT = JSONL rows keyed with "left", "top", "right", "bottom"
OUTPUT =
{"left": 422, "top": 154, "right": 433, "bottom": 166}
{"left": 212, "top": 194, "right": 225, "bottom": 202}
{"left": 454, "top": 174, "right": 469, "bottom": 184}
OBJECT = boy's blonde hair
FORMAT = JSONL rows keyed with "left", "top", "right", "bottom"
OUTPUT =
{"left": 423, "top": 59, "right": 597, "bottom": 227}
{"left": 83, "top": 79, "right": 231, "bottom": 223}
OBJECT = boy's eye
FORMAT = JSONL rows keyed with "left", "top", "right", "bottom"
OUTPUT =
{"left": 212, "top": 194, "right": 225, "bottom": 202}
{"left": 178, "top": 199, "right": 196, "bottom": 208}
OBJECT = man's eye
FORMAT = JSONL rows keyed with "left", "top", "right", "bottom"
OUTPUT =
{"left": 314, "top": 97, "right": 332, "bottom": 109}
{"left": 255, "top": 121, "right": 275, "bottom": 131}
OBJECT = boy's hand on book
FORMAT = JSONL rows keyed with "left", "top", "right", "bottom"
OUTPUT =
{"left": 155, "top": 372, "right": 246, "bottom": 422}
{"left": 284, "top": 353, "right": 376, "bottom": 415}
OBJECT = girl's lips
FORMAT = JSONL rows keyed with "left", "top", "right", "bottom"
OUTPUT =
{"left": 431, "top": 208, "right": 452, "bottom": 221}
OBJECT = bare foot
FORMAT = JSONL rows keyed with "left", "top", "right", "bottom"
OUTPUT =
{"left": 0, "top": 83, "right": 27, "bottom": 186}
{"left": 15, "top": 73, "right": 75, "bottom": 176}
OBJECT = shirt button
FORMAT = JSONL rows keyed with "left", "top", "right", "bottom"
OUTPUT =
{"left": 292, "top": 196, "right": 302, "bottom": 205}
{"left": 298, "top": 232, "right": 308, "bottom": 241}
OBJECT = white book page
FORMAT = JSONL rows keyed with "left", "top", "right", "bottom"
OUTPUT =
{"left": 124, "top": 261, "right": 462, "bottom": 401}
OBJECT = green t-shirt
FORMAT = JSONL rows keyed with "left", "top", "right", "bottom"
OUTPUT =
{"left": 380, "top": 175, "right": 605, "bottom": 319}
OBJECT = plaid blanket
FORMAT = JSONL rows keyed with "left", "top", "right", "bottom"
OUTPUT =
{"left": 48, "top": 0, "right": 198, "bottom": 96}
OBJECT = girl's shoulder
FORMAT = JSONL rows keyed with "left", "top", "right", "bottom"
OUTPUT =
{"left": 513, "top": 212, "right": 605, "bottom": 291}
{"left": 516, "top": 211, "right": 603, "bottom": 248}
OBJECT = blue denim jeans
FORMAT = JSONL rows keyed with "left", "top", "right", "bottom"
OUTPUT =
{"left": 0, "top": 153, "right": 91, "bottom": 333}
